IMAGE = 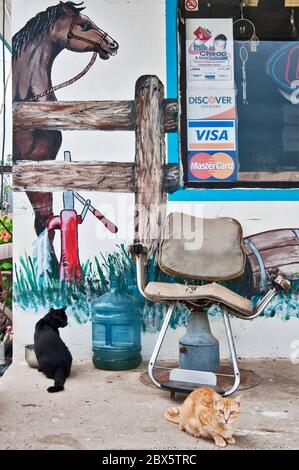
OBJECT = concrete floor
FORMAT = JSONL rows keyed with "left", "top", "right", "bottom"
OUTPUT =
{"left": 0, "top": 359, "right": 298, "bottom": 450}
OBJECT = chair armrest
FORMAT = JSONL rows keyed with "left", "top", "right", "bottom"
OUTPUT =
{"left": 273, "top": 275, "right": 291, "bottom": 293}
{"left": 240, "top": 275, "right": 292, "bottom": 320}
{"left": 127, "top": 243, "right": 152, "bottom": 300}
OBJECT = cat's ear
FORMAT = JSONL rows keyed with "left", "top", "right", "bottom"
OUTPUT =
{"left": 50, "top": 307, "right": 55, "bottom": 313}
{"left": 213, "top": 393, "right": 222, "bottom": 407}
{"left": 234, "top": 395, "right": 243, "bottom": 406}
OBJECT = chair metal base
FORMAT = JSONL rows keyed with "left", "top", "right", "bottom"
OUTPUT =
{"left": 148, "top": 302, "right": 240, "bottom": 397}
{"left": 161, "top": 380, "right": 224, "bottom": 396}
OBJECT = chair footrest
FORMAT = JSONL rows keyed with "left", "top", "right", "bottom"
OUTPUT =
{"left": 161, "top": 380, "right": 224, "bottom": 395}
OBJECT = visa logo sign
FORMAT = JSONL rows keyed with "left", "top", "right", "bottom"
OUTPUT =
{"left": 187, "top": 120, "right": 236, "bottom": 151}
{"left": 196, "top": 129, "right": 228, "bottom": 141}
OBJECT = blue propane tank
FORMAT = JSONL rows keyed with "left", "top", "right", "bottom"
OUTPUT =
{"left": 91, "top": 276, "right": 142, "bottom": 370}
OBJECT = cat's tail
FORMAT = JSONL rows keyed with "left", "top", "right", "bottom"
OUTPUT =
{"left": 47, "top": 367, "right": 66, "bottom": 393}
{"left": 164, "top": 406, "right": 181, "bottom": 424}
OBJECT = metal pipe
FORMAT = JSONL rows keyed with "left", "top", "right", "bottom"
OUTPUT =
{"left": 148, "top": 302, "right": 176, "bottom": 389}
{"left": 135, "top": 255, "right": 154, "bottom": 301}
{"left": 237, "top": 288, "right": 277, "bottom": 320}
{"left": 254, "top": 288, "right": 277, "bottom": 315}
{"left": 222, "top": 311, "right": 240, "bottom": 396}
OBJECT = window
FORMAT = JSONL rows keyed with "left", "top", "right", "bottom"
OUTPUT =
{"left": 179, "top": 0, "right": 299, "bottom": 188}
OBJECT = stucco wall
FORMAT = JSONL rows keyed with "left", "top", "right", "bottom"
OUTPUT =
{"left": 12, "top": 0, "right": 299, "bottom": 363}
{"left": 13, "top": 195, "right": 299, "bottom": 362}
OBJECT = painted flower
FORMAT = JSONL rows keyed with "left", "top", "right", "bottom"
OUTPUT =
{"left": 0, "top": 230, "right": 11, "bottom": 243}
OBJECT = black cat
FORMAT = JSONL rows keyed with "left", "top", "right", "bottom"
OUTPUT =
{"left": 34, "top": 307, "right": 72, "bottom": 393}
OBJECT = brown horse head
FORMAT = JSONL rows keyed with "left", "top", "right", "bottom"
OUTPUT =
{"left": 13, "top": 1, "right": 119, "bottom": 246}
{"left": 52, "top": 1, "right": 119, "bottom": 59}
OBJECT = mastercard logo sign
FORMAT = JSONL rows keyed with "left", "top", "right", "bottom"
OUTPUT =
{"left": 189, "top": 152, "right": 235, "bottom": 180}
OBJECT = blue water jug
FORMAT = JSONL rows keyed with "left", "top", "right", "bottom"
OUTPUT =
{"left": 91, "top": 276, "right": 142, "bottom": 370}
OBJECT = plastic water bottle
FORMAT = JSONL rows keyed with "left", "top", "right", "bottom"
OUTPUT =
{"left": 92, "top": 275, "right": 142, "bottom": 370}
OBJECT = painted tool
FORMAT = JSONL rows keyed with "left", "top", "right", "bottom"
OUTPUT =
{"left": 47, "top": 151, "right": 118, "bottom": 283}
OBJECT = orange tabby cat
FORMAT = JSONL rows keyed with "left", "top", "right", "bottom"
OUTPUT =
{"left": 165, "top": 387, "right": 242, "bottom": 447}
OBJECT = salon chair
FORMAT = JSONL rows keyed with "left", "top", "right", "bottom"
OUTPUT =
{"left": 129, "top": 212, "right": 291, "bottom": 396}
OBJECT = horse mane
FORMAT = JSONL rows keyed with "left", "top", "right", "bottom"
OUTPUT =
{"left": 12, "top": 1, "right": 85, "bottom": 61}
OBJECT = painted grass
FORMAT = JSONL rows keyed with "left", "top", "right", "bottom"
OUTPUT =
{"left": 14, "top": 245, "right": 299, "bottom": 330}
{"left": 13, "top": 245, "right": 191, "bottom": 330}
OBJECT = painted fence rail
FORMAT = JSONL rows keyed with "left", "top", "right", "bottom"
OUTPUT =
{"left": 13, "top": 161, "right": 179, "bottom": 193}
{"left": 13, "top": 99, "right": 178, "bottom": 133}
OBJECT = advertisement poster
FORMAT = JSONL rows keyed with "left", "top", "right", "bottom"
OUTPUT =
{"left": 185, "top": 19, "right": 238, "bottom": 182}
{"left": 186, "top": 18, "right": 235, "bottom": 89}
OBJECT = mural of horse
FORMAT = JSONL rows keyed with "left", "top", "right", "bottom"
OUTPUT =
{"left": 12, "top": 1, "right": 119, "bottom": 241}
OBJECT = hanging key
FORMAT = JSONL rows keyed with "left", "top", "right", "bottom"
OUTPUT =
{"left": 240, "top": 45, "right": 249, "bottom": 104}
{"left": 250, "top": 30, "right": 259, "bottom": 53}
